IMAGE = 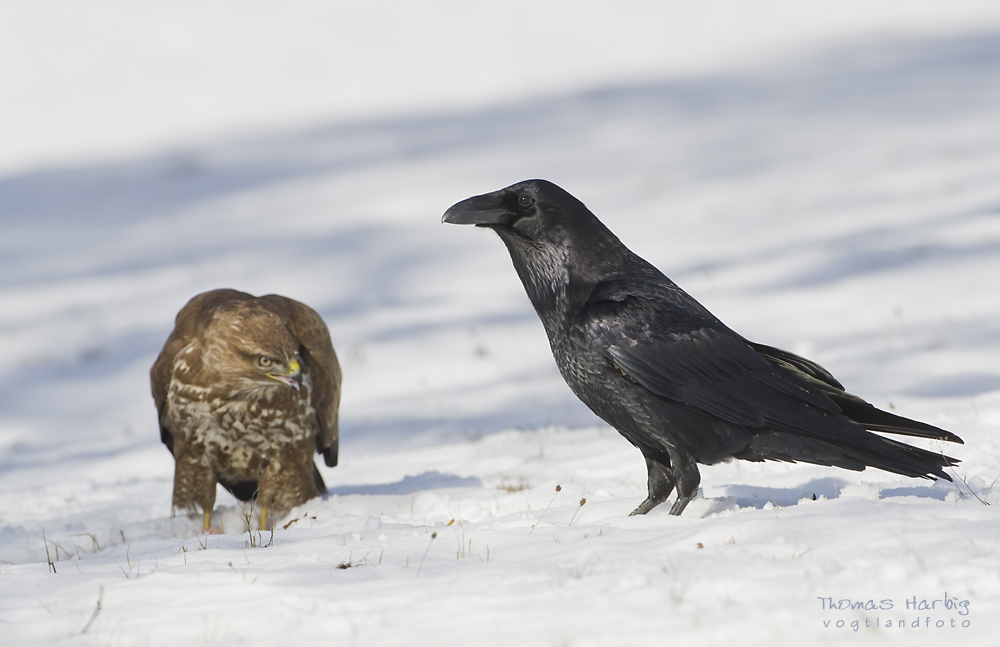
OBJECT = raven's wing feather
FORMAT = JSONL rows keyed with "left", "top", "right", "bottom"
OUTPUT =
{"left": 584, "top": 280, "right": 851, "bottom": 433}
{"left": 742, "top": 341, "right": 844, "bottom": 391}
{"left": 583, "top": 279, "right": 961, "bottom": 445}
{"left": 746, "top": 341, "right": 962, "bottom": 443}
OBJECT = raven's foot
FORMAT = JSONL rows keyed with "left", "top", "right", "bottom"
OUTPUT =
{"left": 630, "top": 494, "right": 695, "bottom": 516}
{"left": 632, "top": 456, "right": 676, "bottom": 515}
{"left": 630, "top": 497, "right": 663, "bottom": 516}
{"left": 628, "top": 499, "right": 659, "bottom": 517}
{"left": 668, "top": 495, "right": 693, "bottom": 516}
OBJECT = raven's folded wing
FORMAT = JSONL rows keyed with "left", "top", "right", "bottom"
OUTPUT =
{"left": 584, "top": 280, "right": 856, "bottom": 432}
{"left": 584, "top": 279, "right": 961, "bottom": 444}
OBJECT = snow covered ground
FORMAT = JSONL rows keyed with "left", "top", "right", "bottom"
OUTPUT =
{"left": 2, "top": 4, "right": 1000, "bottom": 646}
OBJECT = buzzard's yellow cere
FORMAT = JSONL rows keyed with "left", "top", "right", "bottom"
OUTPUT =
{"left": 151, "top": 289, "right": 341, "bottom": 531}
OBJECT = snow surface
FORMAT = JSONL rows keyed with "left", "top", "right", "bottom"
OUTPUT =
{"left": 2, "top": 4, "right": 1000, "bottom": 646}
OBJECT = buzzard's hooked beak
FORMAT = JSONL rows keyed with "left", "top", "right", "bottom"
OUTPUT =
{"left": 442, "top": 191, "right": 515, "bottom": 226}
{"left": 268, "top": 359, "right": 303, "bottom": 391}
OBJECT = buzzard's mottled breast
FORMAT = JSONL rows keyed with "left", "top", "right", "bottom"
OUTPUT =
{"left": 151, "top": 288, "right": 341, "bottom": 521}
{"left": 166, "top": 365, "right": 318, "bottom": 483}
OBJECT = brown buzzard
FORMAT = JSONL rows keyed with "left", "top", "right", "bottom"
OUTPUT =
{"left": 151, "top": 289, "right": 341, "bottom": 531}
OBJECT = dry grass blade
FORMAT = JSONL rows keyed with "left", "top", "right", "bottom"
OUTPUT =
{"left": 568, "top": 497, "right": 587, "bottom": 526}
{"left": 415, "top": 532, "right": 437, "bottom": 578}
{"left": 80, "top": 586, "right": 104, "bottom": 634}
{"left": 42, "top": 529, "right": 56, "bottom": 574}
{"left": 528, "top": 485, "right": 562, "bottom": 535}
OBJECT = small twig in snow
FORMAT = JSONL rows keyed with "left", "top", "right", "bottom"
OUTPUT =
{"left": 961, "top": 476, "right": 990, "bottom": 506}
{"left": 80, "top": 586, "right": 104, "bottom": 634}
{"left": 529, "top": 485, "right": 562, "bottom": 535}
{"left": 415, "top": 532, "right": 437, "bottom": 578}
{"left": 985, "top": 475, "right": 1000, "bottom": 501}
{"left": 42, "top": 529, "right": 56, "bottom": 574}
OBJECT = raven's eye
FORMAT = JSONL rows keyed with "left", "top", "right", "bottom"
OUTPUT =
{"left": 518, "top": 195, "right": 532, "bottom": 208}
{"left": 258, "top": 356, "right": 274, "bottom": 368}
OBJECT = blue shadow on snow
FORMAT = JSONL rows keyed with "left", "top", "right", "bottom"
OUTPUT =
{"left": 327, "top": 470, "right": 482, "bottom": 496}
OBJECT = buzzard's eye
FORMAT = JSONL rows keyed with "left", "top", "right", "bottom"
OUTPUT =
{"left": 258, "top": 356, "right": 274, "bottom": 368}
{"left": 518, "top": 195, "right": 532, "bottom": 208}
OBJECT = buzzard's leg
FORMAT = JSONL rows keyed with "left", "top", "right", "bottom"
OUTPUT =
{"left": 630, "top": 456, "right": 675, "bottom": 515}
{"left": 256, "top": 452, "right": 321, "bottom": 530}
{"left": 259, "top": 508, "right": 269, "bottom": 532}
{"left": 667, "top": 450, "right": 701, "bottom": 517}
{"left": 256, "top": 467, "right": 277, "bottom": 532}
{"left": 171, "top": 446, "right": 218, "bottom": 529}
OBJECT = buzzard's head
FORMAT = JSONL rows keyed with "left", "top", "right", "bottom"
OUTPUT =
{"left": 200, "top": 303, "right": 305, "bottom": 396}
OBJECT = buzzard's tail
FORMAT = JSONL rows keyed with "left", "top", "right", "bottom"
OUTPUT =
{"left": 219, "top": 468, "right": 326, "bottom": 501}
{"left": 218, "top": 478, "right": 259, "bottom": 502}
{"left": 312, "top": 463, "right": 327, "bottom": 495}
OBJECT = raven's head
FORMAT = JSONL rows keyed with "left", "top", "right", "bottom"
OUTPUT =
{"left": 443, "top": 179, "right": 633, "bottom": 314}
{"left": 442, "top": 179, "right": 598, "bottom": 247}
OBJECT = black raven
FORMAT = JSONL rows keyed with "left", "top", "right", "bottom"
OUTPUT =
{"left": 443, "top": 179, "right": 963, "bottom": 516}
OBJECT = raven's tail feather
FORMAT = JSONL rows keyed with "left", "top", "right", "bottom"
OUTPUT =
{"left": 752, "top": 340, "right": 964, "bottom": 446}
{"left": 829, "top": 392, "right": 964, "bottom": 444}
{"left": 738, "top": 429, "right": 958, "bottom": 482}
{"left": 832, "top": 433, "right": 957, "bottom": 482}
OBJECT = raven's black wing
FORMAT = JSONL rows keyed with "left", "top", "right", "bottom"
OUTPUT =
{"left": 582, "top": 279, "right": 846, "bottom": 430}
{"left": 582, "top": 279, "right": 961, "bottom": 444}
{"left": 745, "top": 341, "right": 961, "bottom": 442}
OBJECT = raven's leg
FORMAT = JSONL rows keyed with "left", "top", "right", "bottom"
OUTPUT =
{"left": 667, "top": 451, "right": 701, "bottom": 516}
{"left": 630, "top": 456, "right": 675, "bottom": 515}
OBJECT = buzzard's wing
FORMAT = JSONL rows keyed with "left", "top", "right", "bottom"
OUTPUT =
{"left": 261, "top": 295, "right": 342, "bottom": 467}
{"left": 150, "top": 336, "right": 182, "bottom": 453}
{"left": 150, "top": 289, "right": 250, "bottom": 454}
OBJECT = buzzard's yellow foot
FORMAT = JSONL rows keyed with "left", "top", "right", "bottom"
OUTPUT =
{"left": 259, "top": 508, "right": 269, "bottom": 531}
{"left": 201, "top": 511, "right": 222, "bottom": 534}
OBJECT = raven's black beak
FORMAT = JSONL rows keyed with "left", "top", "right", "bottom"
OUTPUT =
{"left": 442, "top": 191, "right": 515, "bottom": 226}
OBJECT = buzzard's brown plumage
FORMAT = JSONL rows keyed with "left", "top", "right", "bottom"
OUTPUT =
{"left": 151, "top": 289, "right": 341, "bottom": 530}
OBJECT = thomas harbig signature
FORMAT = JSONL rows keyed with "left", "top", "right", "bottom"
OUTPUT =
{"left": 818, "top": 593, "right": 971, "bottom": 630}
